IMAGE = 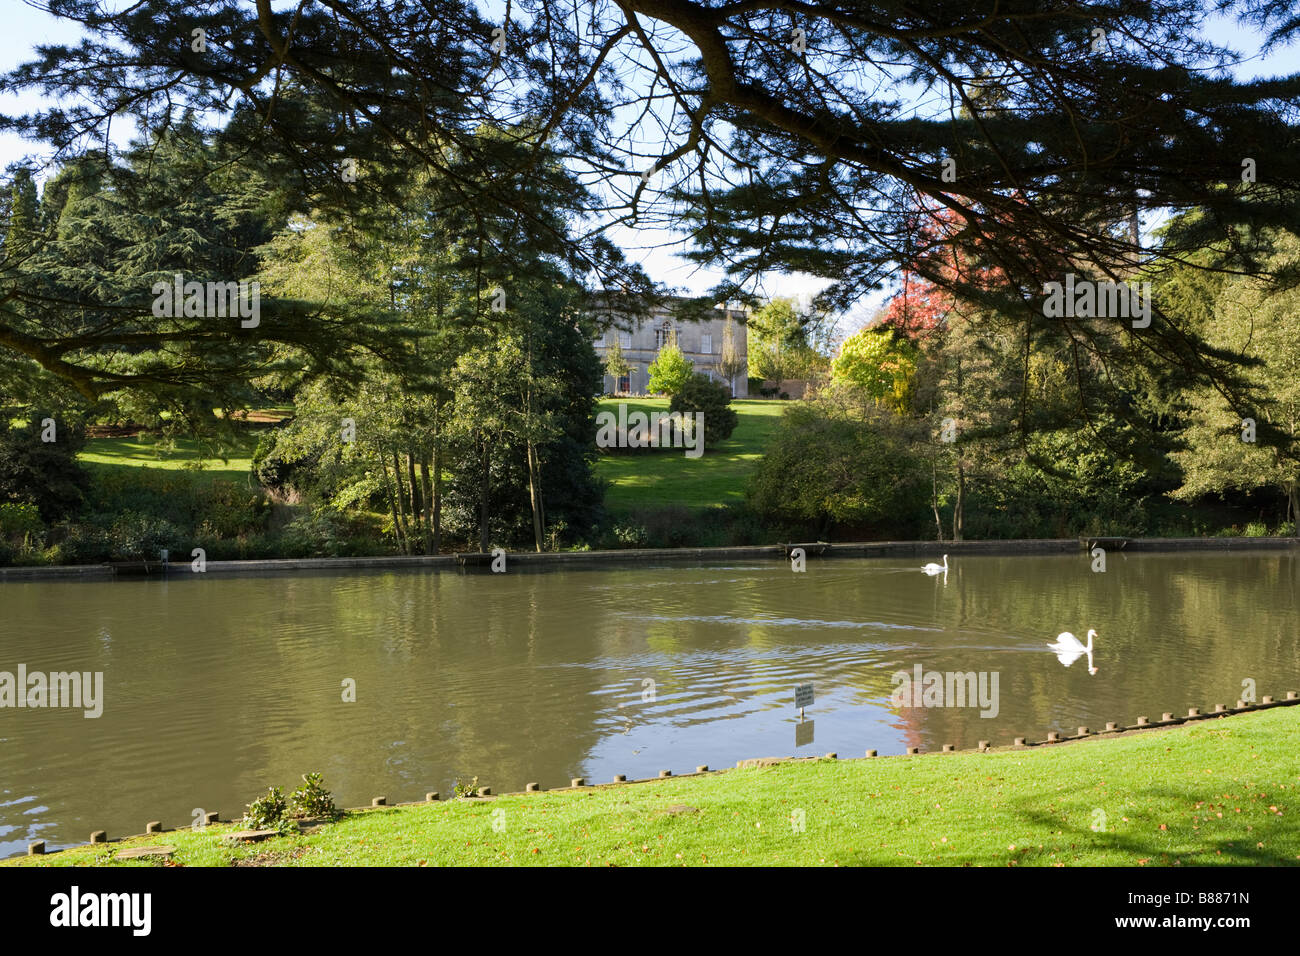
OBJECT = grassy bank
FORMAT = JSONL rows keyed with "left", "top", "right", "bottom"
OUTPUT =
{"left": 72, "top": 399, "right": 789, "bottom": 512}
{"left": 594, "top": 398, "right": 786, "bottom": 513}
{"left": 12, "top": 706, "right": 1297, "bottom": 867}
{"left": 80, "top": 435, "right": 257, "bottom": 487}
{"left": 0, "top": 396, "right": 1285, "bottom": 565}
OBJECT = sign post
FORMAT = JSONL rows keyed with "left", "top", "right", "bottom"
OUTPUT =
{"left": 795, "top": 683, "right": 814, "bottom": 720}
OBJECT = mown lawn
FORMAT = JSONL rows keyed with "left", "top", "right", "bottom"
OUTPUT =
{"left": 594, "top": 398, "right": 788, "bottom": 512}
{"left": 79, "top": 435, "right": 259, "bottom": 487}
{"left": 13, "top": 706, "right": 1297, "bottom": 867}
{"left": 74, "top": 400, "right": 784, "bottom": 512}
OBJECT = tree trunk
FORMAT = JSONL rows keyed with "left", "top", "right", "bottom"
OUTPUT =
{"left": 391, "top": 450, "right": 411, "bottom": 553}
{"left": 380, "top": 454, "right": 406, "bottom": 554}
{"left": 406, "top": 452, "right": 421, "bottom": 550}
{"left": 952, "top": 461, "right": 965, "bottom": 542}
{"left": 432, "top": 448, "right": 443, "bottom": 556}
{"left": 419, "top": 454, "right": 434, "bottom": 555}
{"left": 478, "top": 439, "right": 490, "bottom": 553}
{"left": 431, "top": 399, "right": 443, "bottom": 555}
{"left": 931, "top": 458, "right": 944, "bottom": 541}
{"left": 951, "top": 355, "right": 965, "bottom": 542}
{"left": 527, "top": 440, "right": 544, "bottom": 552}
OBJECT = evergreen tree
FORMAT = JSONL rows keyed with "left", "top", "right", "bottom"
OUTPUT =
{"left": 4, "top": 0, "right": 1296, "bottom": 409}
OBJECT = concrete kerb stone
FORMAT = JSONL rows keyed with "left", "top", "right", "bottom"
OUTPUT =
{"left": 30, "top": 694, "right": 1299, "bottom": 860}
{"left": 115, "top": 846, "right": 175, "bottom": 860}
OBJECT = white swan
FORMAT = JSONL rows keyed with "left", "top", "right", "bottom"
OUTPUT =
{"left": 922, "top": 554, "right": 949, "bottom": 575}
{"left": 1047, "top": 629, "right": 1098, "bottom": 675}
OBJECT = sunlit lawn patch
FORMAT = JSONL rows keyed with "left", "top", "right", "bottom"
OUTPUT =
{"left": 13, "top": 706, "right": 1296, "bottom": 867}
{"left": 595, "top": 398, "right": 788, "bottom": 512}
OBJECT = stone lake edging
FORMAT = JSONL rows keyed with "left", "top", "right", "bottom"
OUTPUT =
{"left": 24, "top": 692, "right": 1299, "bottom": 860}
{"left": 2, "top": 536, "right": 1298, "bottom": 581}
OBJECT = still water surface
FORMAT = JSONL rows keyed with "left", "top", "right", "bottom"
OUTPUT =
{"left": 2, "top": 552, "right": 1298, "bottom": 858}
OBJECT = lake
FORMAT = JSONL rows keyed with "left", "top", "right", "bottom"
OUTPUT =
{"left": 2, "top": 550, "right": 1297, "bottom": 858}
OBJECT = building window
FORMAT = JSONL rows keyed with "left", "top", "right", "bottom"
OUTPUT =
{"left": 619, "top": 331, "right": 632, "bottom": 348}
{"left": 701, "top": 333, "right": 713, "bottom": 354}
{"left": 655, "top": 320, "right": 674, "bottom": 349}
{"left": 618, "top": 372, "right": 630, "bottom": 394}
{"left": 595, "top": 332, "right": 605, "bottom": 348}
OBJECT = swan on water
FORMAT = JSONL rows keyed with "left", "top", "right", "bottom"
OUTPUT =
{"left": 922, "top": 554, "right": 949, "bottom": 574}
{"left": 1047, "top": 629, "right": 1098, "bottom": 675}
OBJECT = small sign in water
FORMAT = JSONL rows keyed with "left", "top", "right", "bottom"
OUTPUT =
{"left": 795, "top": 720, "right": 815, "bottom": 748}
{"left": 795, "top": 683, "right": 814, "bottom": 710}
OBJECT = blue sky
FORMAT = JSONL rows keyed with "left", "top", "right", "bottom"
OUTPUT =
{"left": 2, "top": 1, "right": 1297, "bottom": 334}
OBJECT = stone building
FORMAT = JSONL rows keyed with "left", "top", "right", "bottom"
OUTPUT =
{"left": 592, "top": 298, "right": 749, "bottom": 397}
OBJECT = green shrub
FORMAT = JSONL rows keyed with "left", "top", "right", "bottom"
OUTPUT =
{"left": 747, "top": 402, "right": 927, "bottom": 533}
{"left": 252, "top": 429, "right": 329, "bottom": 498}
{"left": 610, "top": 521, "right": 648, "bottom": 548}
{"left": 453, "top": 776, "right": 480, "bottom": 799}
{"left": 55, "top": 513, "right": 187, "bottom": 564}
{"left": 196, "top": 480, "right": 271, "bottom": 537}
{"left": 289, "top": 772, "right": 338, "bottom": 819}
{"left": 636, "top": 505, "right": 696, "bottom": 548}
{"left": 55, "top": 522, "right": 113, "bottom": 563}
{"left": 669, "top": 373, "right": 739, "bottom": 448}
{"left": 0, "top": 501, "right": 43, "bottom": 539}
{"left": 280, "top": 509, "right": 353, "bottom": 557}
{"left": 105, "top": 513, "right": 186, "bottom": 561}
{"left": 0, "top": 501, "right": 44, "bottom": 559}
{"left": 85, "top": 469, "right": 269, "bottom": 538}
{"left": 242, "top": 786, "right": 294, "bottom": 833}
{"left": 0, "top": 416, "right": 90, "bottom": 521}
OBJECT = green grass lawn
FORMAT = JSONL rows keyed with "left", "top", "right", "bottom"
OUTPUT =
{"left": 79, "top": 435, "right": 258, "bottom": 487}
{"left": 14, "top": 706, "right": 1297, "bottom": 867}
{"left": 73, "top": 400, "right": 783, "bottom": 512}
{"left": 594, "top": 398, "right": 788, "bottom": 512}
